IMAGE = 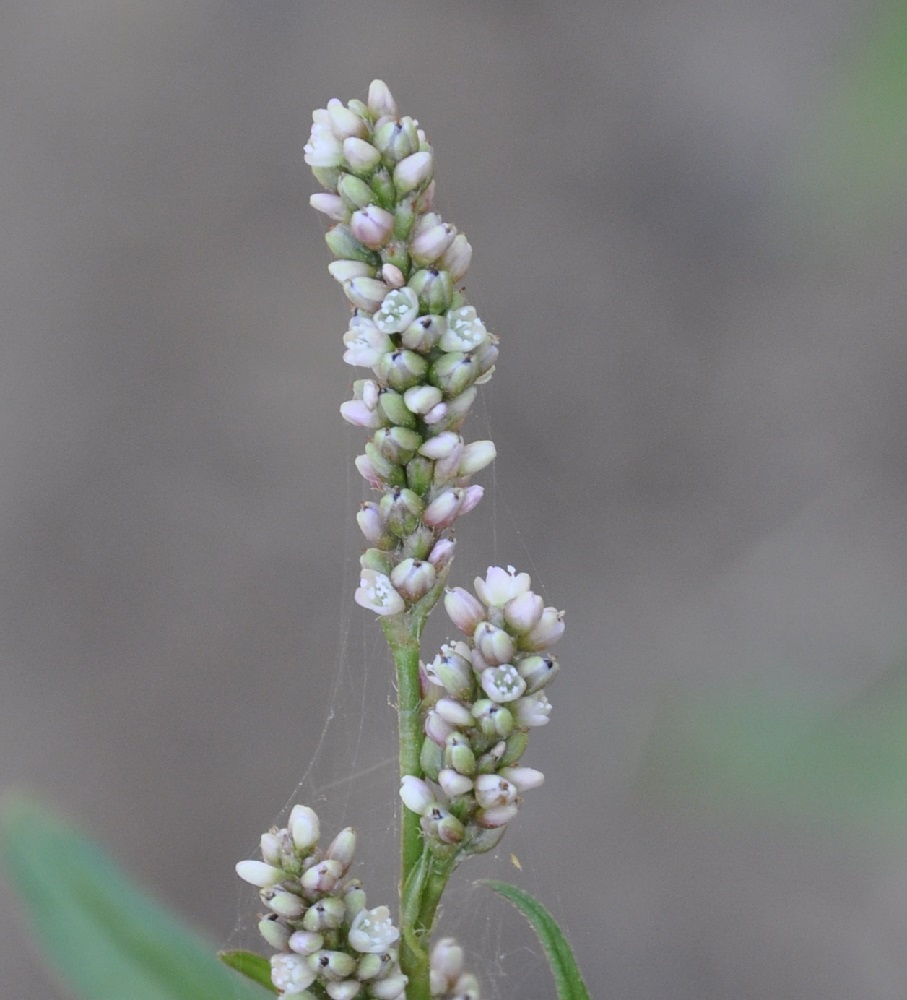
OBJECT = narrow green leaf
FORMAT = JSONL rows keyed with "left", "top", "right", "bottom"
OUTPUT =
{"left": 218, "top": 951, "right": 277, "bottom": 993}
{"left": 478, "top": 880, "right": 590, "bottom": 1000}
{"left": 1, "top": 797, "right": 272, "bottom": 1000}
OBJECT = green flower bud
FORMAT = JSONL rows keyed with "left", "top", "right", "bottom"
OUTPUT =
{"left": 381, "top": 240, "right": 411, "bottom": 275}
{"left": 516, "top": 653, "right": 559, "bottom": 693}
{"left": 369, "top": 167, "right": 396, "bottom": 210}
{"left": 338, "top": 174, "right": 376, "bottom": 211}
{"left": 429, "top": 352, "right": 479, "bottom": 397}
{"left": 401, "top": 524, "right": 435, "bottom": 561}
{"left": 373, "top": 117, "right": 420, "bottom": 163}
{"left": 377, "top": 390, "right": 416, "bottom": 429}
{"left": 357, "top": 953, "right": 386, "bottom": 981}
{"left": 311, "top": 165, "right": 341, "bottom": 192}
{"left": 360, "top": 548, "right": 392, "bottom": 574}
{"left": 379, "top": 487, "right": 423, "bottom": 537}
{"left": 375, "top": 349, "right": 428, "bottom": 392}
{"left": 401, "top": 315, "right": 445, "bottom": 353}
{"left": 420, "top": 736, "right": 444, "bottom": 780}
{"left": 302, "top": 897, "right": 346, "bottom": 931}
{"left": 325, "top": 225, "right": 380, "bottom": 265}
{"left": 373, "top": 426, "right": 423, "bottom": 465}
{"left": 408, "top": 268, "right": 453, "bottom": 314}
{"left": 363, "top": 441, "right": 405, "bottom": 486}
{"left": 405, "top": 454, "right": 433, "bottom": 495}
{"left": 472, "top": 699, "right": 514, "bottom": 740}
{"left": 308, "top": 950, "right": 357, "bottom": 981}
{"left": 445, "top": 733, "right": 476, "bottom": 776}
{"left": 500, "top": 730, "right": 528, "bottom": 767}
{"left": 342, "top": 136, "right": 382, "bottom": 175}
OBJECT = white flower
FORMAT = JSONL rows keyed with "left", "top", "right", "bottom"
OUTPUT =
{"left": 514, "top": 692, "right": 552, "bottom": 727}
{"left": 304, "top": 121, "right": 343, "bottom": 168}
{"left": 355, "top": 570, "right": 405, "bottom": 616}
{"left": 474, "top": 566, "right": 531, "bottom": 608}
{"left": 348, "top": 906, "right": 400, "bottom": 954}
{"left": 374, "top": 288, "right": 419, "bottom": 335}
{"left": 271, "top": 953, "right": 317, "bottom": 994}
{"left": 439, "top": 306, "right": 489, "bottom": 352}
{"left": 342, "top": 315, "right": 392, "bottom": 368}
{"left": 480, "top": 665, "right": 526, "bottom": 703}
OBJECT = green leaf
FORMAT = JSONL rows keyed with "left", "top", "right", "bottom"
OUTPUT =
{"left": 639, "top": 658, "right": 907, "bottom": 837}
{"left": 478, "top": 880, "right": 590, "bottom": 1000}
{"left": 1, "top": 797, "right": 273, "bottom": 1000}
{"left": 218, "top": 951, "right": 277, "bottom": 993}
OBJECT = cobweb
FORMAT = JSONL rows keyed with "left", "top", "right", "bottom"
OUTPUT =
{"left": 223, "top": 394, "right": 569, "bottom": 1000}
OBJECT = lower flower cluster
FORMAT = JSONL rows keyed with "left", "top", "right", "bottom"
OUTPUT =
{"left": 400, "top": 566, "right": 564, "bottom": 854}
{"left": 429, "top": 938, "right": 480, "bottom": 1000}
{"left": 236, "top": 805, "right": 406, "bottom": 999}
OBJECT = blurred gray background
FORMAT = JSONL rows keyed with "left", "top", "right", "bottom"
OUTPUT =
{"left": 3, "top": 2, "right": 907, "bottom": 998}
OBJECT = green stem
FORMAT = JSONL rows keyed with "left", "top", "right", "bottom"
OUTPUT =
{"left": 380, "top": 571, "right": 451, "bottom": 1000}
{"left": 382, "top": 616, "right": 424, "bottom": 883}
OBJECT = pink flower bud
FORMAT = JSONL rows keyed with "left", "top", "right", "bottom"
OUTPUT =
{"left": 390, "top": 558, "right": 436, "bottom": 601}
{"left": 503, "top": 591, "right": 544, "bottom": 633}
{"left": 474, "top": 622, "right": 515, "bottom": 666}
{"left": 394, "top": 151, "right": 434, "bottom": 194}
{"left": 382, "top": 262, "right": 405, "bottom": 287}
{"left": 410, "top": 222, "right": 457, "bottom": 265}
{"left": 438, "top": 768, "right": 473, "bottom": 798}
{"left": 439, "top": 233, "right": 473, "bottom": 282}
{"left": 344, "top": 275, "right": 390, "bottom": 311}
{"left": 423, "top": 488, "right": 464, "bottom": 529}
{"left": 444, "top": 587, "right": 485, "bottom": 634}
{"left": 427, "top": 537, "right": 455, "bottom": 571}
{"left": 418, "top": 431, "right": 461, "bottom": 460}
{"left": 350, "top": 205, "right": 395, "bottom": 249}
{"left": 520, "top": 607, "right": 565, "bottom": 650}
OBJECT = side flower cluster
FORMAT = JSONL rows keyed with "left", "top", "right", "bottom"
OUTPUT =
{"left": 429, "top": 938, "right": 480, "bottom": 1000}
{"left": 236, "top": 805, "right": 407, "bottom": 999}
{"left": 400, "top": 566, "right": 564, "bottom": 854}
{"left": 305, "top": 79, "right": 498, "bottom": 618}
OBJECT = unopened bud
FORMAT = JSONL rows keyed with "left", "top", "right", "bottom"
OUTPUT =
{"left": 394, "top": 150, "right": 434, "bottom": 194}
{"left": 408, "top": 267, "right": 453, "bottom": 314}
{"left": 390, "top": 558, "right": 436, "bottom": 601}
{"left": 444, "top": 587, "right": 485, "bottom": 633}
{"left": 350, "top": 206, "right": 395, "bottom": 250}
{"left": 343, "top": 136, "right": 382, "bottom": 175}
